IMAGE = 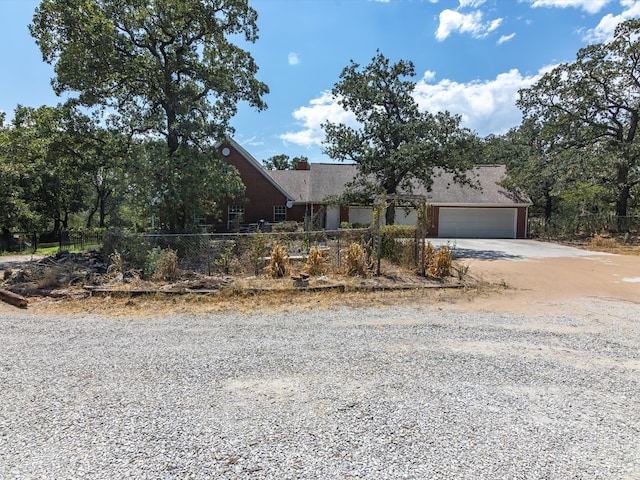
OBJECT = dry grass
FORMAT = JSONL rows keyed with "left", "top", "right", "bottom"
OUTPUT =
{"left": 25, "top": 283, "right": 485, "bottom": 317}
{"left": 423, "top": 242, "right": 453, "bottom": 278}
{"left": 107, "top": 251, "right": 124, "bottom": 277}
{"left": 342, "top": 242, "right": 369, "bottom": 276}
{"left": 265, "top": 242, "right": 290, "bottom": 278}
{"left": 304, "top": 246, "right": 330, "bottom": 275}
{"left": 36, "top": 267, "right": 63, "bottom": 289}
{"left": 152, "top": 249, "right": 179, "bottom": 281}
{"left": 586, "top": 234, "right": 640, "bottom": 255}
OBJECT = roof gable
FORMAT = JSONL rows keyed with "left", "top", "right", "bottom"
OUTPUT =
{"left": 221, "top": 138, "right": 294, "bottom": 201}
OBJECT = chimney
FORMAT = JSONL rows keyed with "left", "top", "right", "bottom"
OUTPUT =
{"left": 296, "top": 159, "right": 309, "bottom": 170}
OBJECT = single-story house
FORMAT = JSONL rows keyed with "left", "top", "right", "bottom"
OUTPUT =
{"left": 216, "top": 138, "right": 531, "bottom": 238}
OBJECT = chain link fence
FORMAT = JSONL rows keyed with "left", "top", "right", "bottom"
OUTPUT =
{"left": 104, "top": 229, "right": 374, "bottom": 277}
{"left": 529, "top": 214, "right": 640, "bottom": 237}
{"left": 0, "top": 230, "right": 104, "bottom": 254}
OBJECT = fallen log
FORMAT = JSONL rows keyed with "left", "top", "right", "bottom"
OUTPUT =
{"left": 0, "top": 288, "right": 28, "bottom": 308}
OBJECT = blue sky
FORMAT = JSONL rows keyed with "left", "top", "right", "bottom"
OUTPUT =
{"left": 1, "top": 0, "right": 639, "bottom": 164}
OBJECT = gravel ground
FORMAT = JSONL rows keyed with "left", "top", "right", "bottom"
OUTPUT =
{"left": 1, "top": 298, "right": 639, "bottom": 479}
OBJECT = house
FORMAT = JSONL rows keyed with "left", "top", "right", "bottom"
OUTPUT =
{"left": 216, "top": 138, "right": 531, "bottom": 238}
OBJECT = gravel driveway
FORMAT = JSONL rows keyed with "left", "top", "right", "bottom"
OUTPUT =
{"left": 1, "top": 297, "right": 639, "bottom": 479}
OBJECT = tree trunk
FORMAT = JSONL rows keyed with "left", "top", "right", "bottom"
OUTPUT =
{"left": 615, "top": 184, "right": 630, "bottom": 231}
{"left": 86, "top": 196, "right": 99, "bottom": 228}
{"left": 99, "top": 197, "right": 106, "bottom": 228}
{"left": 385, "top": 200, "right": 396, "bottom": 225}
{"left": 165, "top": 105, "right": 179, "bottom": 157}
{"left": 544, "top": 189, "right": 553, "bottom": 221}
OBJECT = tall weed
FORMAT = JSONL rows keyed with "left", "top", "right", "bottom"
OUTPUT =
{"left": 265, "top": 242, "right": 289, "bottom": 278}
{"left": 343, "top": 242, "right": 368, "bottom": 277}
{"left": 304, "top": 245, "right": 329, "bottom": 275}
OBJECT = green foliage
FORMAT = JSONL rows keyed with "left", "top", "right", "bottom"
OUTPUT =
{"left": 263, "top": 154, "right": 307, "bottom": 170}
{"left": 31, "top": 0, "right": 268, "bottom": 151}
{"left": 30, "top": 0, "right": 268, "bottom": 232}
{"left": 138, "top": 142, "right": 245, "bottom": 232}
{"left": 103, "top": 231, "right": 151, "bottom": 270}
{"left": 517, "top": 19, "right": 640, "bottom": 223}
{"left": 322, "top": 51, "right": 479, "bottom": 224}
{"left": 145, "top": 247, "right": 179, "bottom": 281}
{"left": 379, "top": 225, "right": 416, "bottom": 264}
{"left": 249, "top": 230, "right": 267, "bottom": 275}
{"left": 212, "top": 240, "right": 238, "bottom": 275}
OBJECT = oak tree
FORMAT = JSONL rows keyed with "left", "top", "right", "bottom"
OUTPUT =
{"left": 322, "top": 52, "right": 479, "bottom": 224}
{"left": 518, "top": 19, "right": 640, "bottom": 225}
{"left": 30, "top": 0, "right": 268, "bottom": 231}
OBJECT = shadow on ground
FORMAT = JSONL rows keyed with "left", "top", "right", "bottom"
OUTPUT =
{"left": 451, "top": 248, "right": 523, "bottom": 261}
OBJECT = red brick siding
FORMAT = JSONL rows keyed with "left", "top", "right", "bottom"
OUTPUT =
{"left": 516, "top": 206, "right": 528, "bottom": 238}
{"left": 219, "top": 143, "right": 288, "bottom": 228}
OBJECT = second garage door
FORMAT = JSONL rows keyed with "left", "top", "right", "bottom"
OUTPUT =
{"left": 438, "top": 207, "right": 516, "bottom": 238}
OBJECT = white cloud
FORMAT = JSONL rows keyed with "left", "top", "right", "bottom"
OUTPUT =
{"left": 584, "top": 0, "right": 640, "bottom": 42}
{"left": 288, "top": 52, "right": 301, "bottom": 66}
{"left": 459, "top": 0, "right": 486, "bottom": 7}
{"left": 413, "top": 68, "right": 547, "bottom": 136}
{"left": 280, "top": 67, "right": 552, "bottom": 146}
{"left": 422, "top": 70, "right": 437, "bottom": 82}
{"left": 435, "top": 9, "right": 503, "bottom": 41}
{"left": 529, "top": 0, "right": 613, "bottom": 14}
{"left": 280, "top": 91, "right": 357, "bottom": 147}
{"left": 497, "top": 32, "right": 516, "bottom": 44}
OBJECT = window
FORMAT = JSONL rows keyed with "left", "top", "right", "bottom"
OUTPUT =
{"left": 228, "top": 205, "right": 244, "bottom": 230}
{"left": 273, "top": 205, "right": 287, "bottom": 223}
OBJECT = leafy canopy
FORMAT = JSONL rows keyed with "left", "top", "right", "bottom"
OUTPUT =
{"left": 517, "top": 19, "right": 640, "bottom": 220}
{"left": 30, "top": 0, "right": 269, "bottom": 231}
{"left": 322, "top": 52, "right": 478, "bottom": 224}
{"left": 262, "top": 154, "right": 308, "bottom": 170}
{"left": 30, "top": 0, "right": 268, "bottom": 153}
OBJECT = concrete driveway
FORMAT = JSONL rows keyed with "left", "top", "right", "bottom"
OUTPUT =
{"left": 434, "top": 238, "right": 607, "bottom": 261}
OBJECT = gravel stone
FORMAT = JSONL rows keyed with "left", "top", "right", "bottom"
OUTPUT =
{"left": 1, "top": 298, "right": 638, "bottom": 479}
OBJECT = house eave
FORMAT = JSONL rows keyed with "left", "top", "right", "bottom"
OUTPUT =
{"left": 430, "top": 202, "right": 532, "bottom": 208}
{"left": 221, "top": 138, "right": 295, "bottom": 202}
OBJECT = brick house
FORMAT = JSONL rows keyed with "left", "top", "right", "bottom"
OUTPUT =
{"left": 216, "top": 138, "right": 531, "bottom": 238}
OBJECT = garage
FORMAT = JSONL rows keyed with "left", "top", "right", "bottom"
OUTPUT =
{"left": 438, "top": 207, "right": 517, "bottom": 238}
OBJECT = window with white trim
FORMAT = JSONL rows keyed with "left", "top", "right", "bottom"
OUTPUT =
{"left": 228, "top": 205, "right": 244, "bottom": 230}
{"left": 273, "top": 205, "right": 287, "bottom": 223}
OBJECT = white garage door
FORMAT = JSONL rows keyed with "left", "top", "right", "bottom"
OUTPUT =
{"left": 438, "top": 208, "right": 516, "bottom": 238}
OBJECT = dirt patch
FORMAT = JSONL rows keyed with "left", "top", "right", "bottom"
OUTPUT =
{"left": 457, "top": 254, "right": 640, "bottom": 313}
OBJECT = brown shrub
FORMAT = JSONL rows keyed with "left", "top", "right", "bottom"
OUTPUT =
{"left": 343, "top": 242, "right": 368, "bottom": 277}
{"left": 265, "top": 242, "right": 290, "bottom": 278}
{"left": 304, "top": 245, "right": 329, "bottom": 275}
{"left": 428, "top": 245, "right": 452, "bottom": 278}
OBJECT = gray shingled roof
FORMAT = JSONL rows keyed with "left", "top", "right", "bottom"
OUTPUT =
{"left": 266, "top": 163, "right": 530, "bottom": 206}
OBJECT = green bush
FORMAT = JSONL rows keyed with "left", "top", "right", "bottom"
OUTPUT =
{"left": 145, "top": 247, "right": 179, "bottom": 280}
{"left": 380, "top": 225, "right": 416, "bottom": 263}
{"left": 272, "top": 221, "right": 300, "bottom": 232}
